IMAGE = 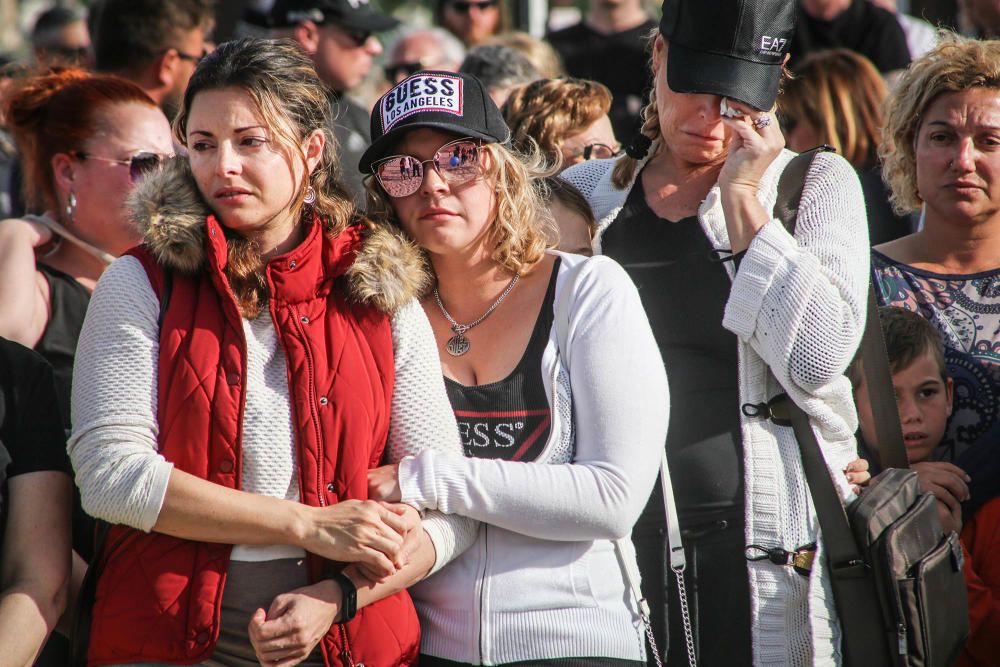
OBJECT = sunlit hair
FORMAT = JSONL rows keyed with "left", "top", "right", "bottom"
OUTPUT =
{"left": 779, "top": 49, "right": 886, "bottom": 170}
{"left": 847, "top": 306, "right": 947, "bottom": 389}
{"left": 4, "top": 67, "right": 156, "bottom": 214}
{"left": 612, "top": 29, "right": 663, "bottom": 190}
{"left": 881, "top": 33, "right": 1000, "bottom": 214}
{"left": 502, "top": 77, "right": 612, "bottom": 170}
{"left": 488, "top": 31, "right": 564, "bottom": 79}
{"left": 174, "top": 38, "right": 357, "bottom": 318}
{"left": 365, "top": 137, "right": 556, "bottom": 278}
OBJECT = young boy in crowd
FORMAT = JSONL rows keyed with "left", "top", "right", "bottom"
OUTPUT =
{"left": 849, "top": 306, "right": 998, "bottom": 665}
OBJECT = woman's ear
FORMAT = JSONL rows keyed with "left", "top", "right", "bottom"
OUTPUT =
{"left": 303, "top": 129, "right": 326, "bottom": 175}
{"left": 51, "top": 152, "right": 76, "bottom": 197}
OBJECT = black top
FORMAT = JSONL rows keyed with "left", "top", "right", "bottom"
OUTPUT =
{"left": 547, "top": 19, "right": 657, "bottom": 142}
{"left": 36, "top": 263, "right": 91, "bottom": 431}
{"left": 329, "top": 90, "right": 372, "bottom": 209}
{"left": 600, "top": 177, "right": 743, "bottom": 526}
{"left": 445, "top": 259, "right": 560, "bottom": 463}
{"left": 0, "top": 337, "right": 70, "bottom": 543}
{"left": 860, "top": 166, "right": 916, "bottom": 246}
{"left": 789, "top": 0, "right": 911, "bottom": 73}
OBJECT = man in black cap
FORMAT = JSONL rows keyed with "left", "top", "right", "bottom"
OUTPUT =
{"left": 269, "top": 0, "right": 399, "bottom": 203}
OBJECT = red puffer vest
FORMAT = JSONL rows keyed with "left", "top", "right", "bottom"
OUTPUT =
{"left": 87, "top": 209, "right": 424, "bottom": 666}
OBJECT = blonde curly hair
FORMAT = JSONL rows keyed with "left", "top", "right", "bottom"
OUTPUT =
{"left": 364, "top": 138, "right": 557, "bottom": 279}
{"left": 881, "top": 33, "right": 1000, "bottom": 214}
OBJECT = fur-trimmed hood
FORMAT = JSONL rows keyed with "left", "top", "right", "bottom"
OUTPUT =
{"left": 126, "top": 157, "right": 429, "bottom": 314}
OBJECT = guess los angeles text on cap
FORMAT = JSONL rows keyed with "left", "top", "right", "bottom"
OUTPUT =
{"left": 359, "top": 70, "right": 509, "bottom": 174}
{"left": 659, "top": 0, "right": 796, "bottom": 110}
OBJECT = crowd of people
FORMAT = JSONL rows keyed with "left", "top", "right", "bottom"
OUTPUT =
{"left": 3, "top": 0, "right": 1000, "bottom": 666}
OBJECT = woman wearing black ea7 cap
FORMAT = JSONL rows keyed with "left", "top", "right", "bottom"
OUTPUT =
{"left": 562, "top": 0, "right": 870, "bottom": 664}
{"left": 361, "top": 71, "right": 669, "bottom": 665}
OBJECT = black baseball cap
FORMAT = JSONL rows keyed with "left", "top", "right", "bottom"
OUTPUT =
{"left": 267, "top": 0, "right": 399, "bottom": 33}
{"left": 659, "top": 0, "right": 795, "bottom": 111}
{"left": 359, "top": 70, "right": 510, "bottom": 174}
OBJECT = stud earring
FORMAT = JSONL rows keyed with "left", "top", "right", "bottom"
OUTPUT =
{"left": 65, "top": 189, "right": 77, "bottom": 224}
{"left": 303, "top": 185, "right": 317, "bottom": 205}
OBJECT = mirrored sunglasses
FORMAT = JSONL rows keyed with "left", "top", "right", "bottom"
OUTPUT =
{"left": 74, "top": 151, "right": 166, "bottom": 183}
{"left": 373, "top": 139, "right": 482, "bottom": 198}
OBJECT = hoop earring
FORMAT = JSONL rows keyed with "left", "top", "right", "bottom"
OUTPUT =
{"left": 65, "top": 189, "right": 77, "bottom": 224}
{"left": 303, "top": 185, "right": 317, "bottom": 205}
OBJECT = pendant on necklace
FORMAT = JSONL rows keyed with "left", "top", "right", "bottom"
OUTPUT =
{"left": 446, "top": 333, "right": 471, "bottom": 357}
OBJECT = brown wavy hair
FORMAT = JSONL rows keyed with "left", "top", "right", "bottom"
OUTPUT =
{"left": 174, "top": 38, "right": 358, "bottom": 318}
{"left": 881, "top": 33, "right": 1000, "bottom": 214}
{"left": 780, "top": 49, "right": 887, "bottom": 170}
{"left": 502, "top": 77, "right": 612, "bottom": 170}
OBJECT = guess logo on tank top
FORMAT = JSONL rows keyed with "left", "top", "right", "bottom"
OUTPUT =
{"left": 455, "top": 408, "right": 551, "bottom": 461}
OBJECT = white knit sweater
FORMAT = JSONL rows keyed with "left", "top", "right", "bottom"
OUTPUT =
{"left": 563, "top": 151, "right": 869, "bottom": 666}
{"left": 69, "top": 255, "right": 474, "bottom": 570}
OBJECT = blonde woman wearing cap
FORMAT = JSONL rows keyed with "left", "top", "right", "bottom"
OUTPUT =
{"left": 362, "top": 70, "right": 668, "bottom": 665}
{"left": 562, "top": 0, "right": 869, "bottom": 664}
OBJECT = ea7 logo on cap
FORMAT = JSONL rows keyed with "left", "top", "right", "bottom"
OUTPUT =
{"left": 381, "top": 74, "right": 463, "bottom": 132}
{"left": 758, "top": 35, "right": 788, "bottom": 57}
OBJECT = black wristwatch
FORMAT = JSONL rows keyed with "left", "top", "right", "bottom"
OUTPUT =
{"left": 330, "top": 570, "right": 357, "bottom": 624}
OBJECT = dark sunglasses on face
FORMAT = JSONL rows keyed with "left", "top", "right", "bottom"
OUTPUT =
{"left": 73, "top": 151, "right": 167, "bottom": 183}
{"left": 384, "top": 61, "right": 426, "bottom": 82}
{"left": 373, "top": 138, "right": 482, "bottom": 198}
{"left": 449, "top": 0, "right": 499, "bottom": 12}
{"left": 173, "top": 47, "right": 208, "bottom": 64}
{"left": 572, "top": 143, "right": 622, "bottom": 161}
{"left": 329, "top": 24, "right": 373, "bottom": 48}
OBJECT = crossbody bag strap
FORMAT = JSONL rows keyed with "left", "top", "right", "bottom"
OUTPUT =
{"left": 859, "top": 285, "right": 909, "bottom": 469}
{"left": 776, "top": 147, "right": 894, "bottom": 666}
{"left": 553, "top": 256, "right": 691, "bottom": 667}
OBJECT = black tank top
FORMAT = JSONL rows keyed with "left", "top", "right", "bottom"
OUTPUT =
{"left": 445, "top": 259, "right": 560, "bottom": 463}
{"left": 35, "top": 262, "right": 91, "bottom": 431}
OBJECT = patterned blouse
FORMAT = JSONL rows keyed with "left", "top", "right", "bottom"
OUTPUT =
{"left": 872, "top": 249, "right": 1000, "bottom": 512}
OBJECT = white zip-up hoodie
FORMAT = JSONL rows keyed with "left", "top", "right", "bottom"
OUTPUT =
{"left": 395, "top": 251, "right": 670, "bottom": 665}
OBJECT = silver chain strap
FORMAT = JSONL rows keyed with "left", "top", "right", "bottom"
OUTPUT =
{"left": 433, "top": 273, "right": 520, "bottom": 335}
{"left": 673, "top": 565, "right": 698, "bottom": 667}
{"left": 640, "top": 605, "right": 664, "bottom": 667}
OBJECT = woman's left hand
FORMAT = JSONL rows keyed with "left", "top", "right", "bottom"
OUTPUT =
{"left": 248, "top": 580, "right": 341, "bottom": 667}
{"left": 368, "top": 463, "right": 402, "bottom": 503}
{"left": 718, "top": 100, "right": 785, "bottom": 196}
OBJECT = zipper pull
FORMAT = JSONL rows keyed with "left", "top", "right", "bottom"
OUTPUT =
{"left": 340, "top": 648, "right": 355, "bottom": 667}
{"left": 897, "top": 622, "right": 908, "bottom": 656}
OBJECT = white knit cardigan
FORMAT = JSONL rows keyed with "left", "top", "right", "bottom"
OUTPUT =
{"left": 563, "top": 150, "right": 869, "bottom": 666}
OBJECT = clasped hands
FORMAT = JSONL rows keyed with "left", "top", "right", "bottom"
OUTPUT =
{"left": 249, "top": 465, "right": 412, "bottom": 666}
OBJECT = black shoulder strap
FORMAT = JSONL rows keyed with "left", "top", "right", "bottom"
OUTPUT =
{"left": 776, "top": 146, "right": 896, "bottom": 665}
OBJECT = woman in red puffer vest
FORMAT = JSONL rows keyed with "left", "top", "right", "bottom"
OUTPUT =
{"left": 68, "top": 38, "right": 471, "bottom": 667}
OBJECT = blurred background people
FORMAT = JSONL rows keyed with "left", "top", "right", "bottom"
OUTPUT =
{"left": 269, "top": 0, "right": 399, "bottom": 203}
{"left": 0, "top": 337, "right": 71, "bottom": 667}
{"left": 459, "top": 42, "right": 539, "bottom": 106}
{"left": 384, "top": 26, "right": 465, "bottom": 86}
{"left": 90, "top": 0, "right": 214, "bottom": 120}
{"left": 548, "top": 0, "right": 656, "bottom": 142}
{"left": 30, "top": 6, "right": 92, "bottom": 69}
{"left": 779, "top": 48, "right": 915, "bottom": 244}
{"left": 789, "top": 0, "right": 911, "bottom": 74}
{"left": 544, "top": 175, "right": 597, "bottom": 255}
{"left": 435, "top": 0, "right": 508, "bottom": 47}
{"left": 503, "top": 77, "right": 618, "bottom": 172}
{"left": 868, "top": 0, "right": 939, "bottom": 59}
{"left": 487, "top": 31, "right": 563, "bottom": 79}
{"left": 874, "top": 35, "right": 1000, "bottom": 518}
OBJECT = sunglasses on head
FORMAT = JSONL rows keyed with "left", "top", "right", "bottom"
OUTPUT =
{"left": 373, "top": 138, "right": 483, "bottom": 198}
{"left": 571, "top": 142, "right": 622, "bottom": 161}
{"left": 74, "top": 151, "right": 166, "bottom": 183}
{"left": 449, "top": 0, "right": 498, "bottom": 12}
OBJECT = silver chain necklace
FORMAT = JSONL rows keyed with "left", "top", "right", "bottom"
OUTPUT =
{"left": 434, "top": 273, "right": 521, "bottom": 356}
